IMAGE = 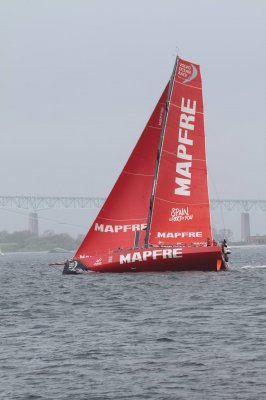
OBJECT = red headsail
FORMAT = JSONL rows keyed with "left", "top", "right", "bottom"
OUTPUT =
{"left": 147, "top": 58, "right": 212, "bottom": 246}
{"left": 75, "top": 84, "right": 169, "bottom": 257}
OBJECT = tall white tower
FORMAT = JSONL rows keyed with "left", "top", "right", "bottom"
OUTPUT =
{"left": 29, "top": 212, "right": 39, "bottom": 237}
{"left": 241, "top": 212, "right": 250, "bottom": 242}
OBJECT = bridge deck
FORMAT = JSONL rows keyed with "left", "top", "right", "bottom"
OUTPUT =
{"left": 0, "top": 196, "right": 265, "bottom": 212}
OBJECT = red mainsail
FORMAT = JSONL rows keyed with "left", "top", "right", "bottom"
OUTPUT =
{"left": 147, "top": 58, "right": 212, "bottom": 246}
{"left": 75, "top": 84, "right": 169, "bottom": 257}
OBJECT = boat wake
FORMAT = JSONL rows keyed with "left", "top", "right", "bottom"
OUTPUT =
{"left": 241, "top": 265, "right": 266, "bottom": 269}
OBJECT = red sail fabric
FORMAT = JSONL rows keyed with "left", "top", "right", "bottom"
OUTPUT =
{"left": 75, "top": 84, "right": 169, "bottom": 257}
{"left": 148, "top": 58, "right": 212, "bottom": 246}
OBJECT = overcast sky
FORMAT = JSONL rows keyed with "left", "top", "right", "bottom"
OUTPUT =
{"left": 0, "top": 0, "right": 265, "bottom": 239}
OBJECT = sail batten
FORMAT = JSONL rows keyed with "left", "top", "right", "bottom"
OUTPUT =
{"left": 153, "top": 196, "right": 210, "bottom": 206}
{"left": 124, "top": 171, "right": 154, "bottom": 177}
{"left": 174, "top": 82, "right": 202, "bottom": 90}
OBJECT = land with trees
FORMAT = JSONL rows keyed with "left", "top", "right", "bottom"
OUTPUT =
{"left": 0, "top": 230, "right": 84, "bottom": 252}
{"left": 0, "top": 227, "right": 236, "bottom": 253}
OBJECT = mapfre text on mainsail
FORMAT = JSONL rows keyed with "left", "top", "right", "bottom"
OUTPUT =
{"left": 175, "top": 98, "right": 196, "bottom": 196}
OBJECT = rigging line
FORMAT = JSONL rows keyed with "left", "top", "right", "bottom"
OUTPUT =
{"left": 0, "top": 208, "right": 88, "bottom": 229}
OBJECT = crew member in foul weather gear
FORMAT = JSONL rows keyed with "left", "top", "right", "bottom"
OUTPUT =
{"left": 222, "top": 239, "right": 230, "bottom": 262}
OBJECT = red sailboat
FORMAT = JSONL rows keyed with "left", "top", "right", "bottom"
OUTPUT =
{"left": 63, "top": 56, "right": 230, "bottom": 274}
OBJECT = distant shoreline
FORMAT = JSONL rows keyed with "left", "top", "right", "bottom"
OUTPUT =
{"left": 2, "top": 243, "right": 266, "bottom": 255}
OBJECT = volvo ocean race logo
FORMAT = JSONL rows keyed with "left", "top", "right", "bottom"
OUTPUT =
{"left": 177, "top": 62, "right": 198, "bottom": 84}
{"left": 169, "top": 207, "right": 193, "bottom": 223}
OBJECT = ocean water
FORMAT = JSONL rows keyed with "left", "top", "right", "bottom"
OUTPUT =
{"left": 1, "top": 246, "right": 266, "bottom": 400}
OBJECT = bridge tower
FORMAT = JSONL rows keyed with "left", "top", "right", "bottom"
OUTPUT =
{"left": 241, "top": 212, "right": 250, "bottom": 242}
{"left": 29, "top": 212, "right": 39, "bottom": 237}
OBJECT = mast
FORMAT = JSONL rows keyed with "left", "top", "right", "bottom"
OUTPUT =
{"left": 144, "top": 56, "right": 179, "bottom": 247}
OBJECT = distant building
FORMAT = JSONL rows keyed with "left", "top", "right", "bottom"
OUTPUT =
{"left": 248, "top": 235, "right": 266, "bottom": 245}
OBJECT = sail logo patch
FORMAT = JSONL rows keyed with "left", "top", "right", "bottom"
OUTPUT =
{"left": 120, "top": 248, "right": 182, "bottom": 264}
{"left": 169, "top": 207, "right": 193, "bottom": 223}
{"left": 177, "top": 62, "right": 198, "bottom": 84}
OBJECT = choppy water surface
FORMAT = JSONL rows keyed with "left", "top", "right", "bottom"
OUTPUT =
{"left": 1, "top": 246, "right": 266, "bottom": 400}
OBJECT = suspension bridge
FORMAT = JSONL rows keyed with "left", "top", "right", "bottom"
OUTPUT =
{"left": 1, "top": 196, "right": 266, "bottom": 212}
{"left": 1, "top": 196, "right": 265, "bottom": 241}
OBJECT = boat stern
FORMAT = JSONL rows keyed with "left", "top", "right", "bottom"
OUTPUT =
{"left": 62, "top": 259, "right": 88, "bottom": 275}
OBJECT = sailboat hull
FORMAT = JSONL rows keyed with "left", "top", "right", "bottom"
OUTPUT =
{"left": 64, "top": 246, "right": 228, "bottom": 274}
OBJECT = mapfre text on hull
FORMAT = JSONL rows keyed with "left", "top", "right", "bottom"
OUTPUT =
{"left": 62, "top": 245, "right": 228, "bottom": 274}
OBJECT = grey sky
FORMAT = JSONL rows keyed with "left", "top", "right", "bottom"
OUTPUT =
{"left": 0, "top": 0, "right": 265, "bottom": 238}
